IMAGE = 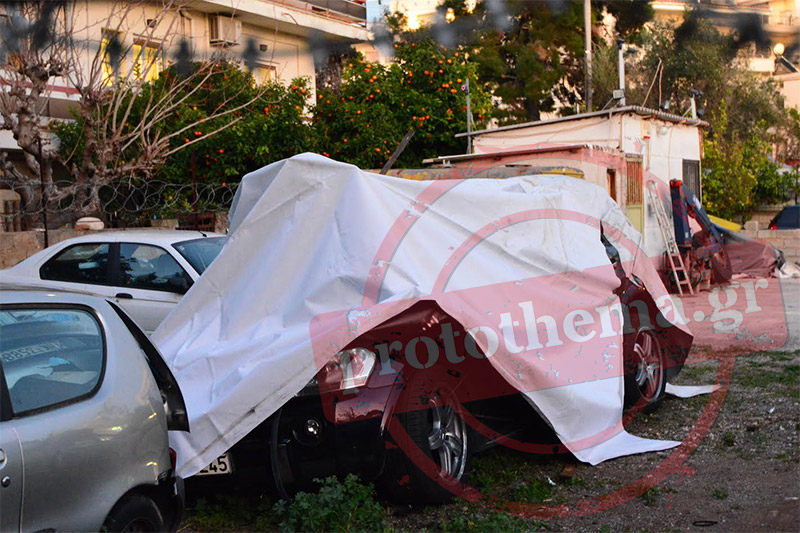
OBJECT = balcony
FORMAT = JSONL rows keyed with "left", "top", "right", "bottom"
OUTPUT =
{"left": 194, "top": 0, "right": 370, "bottom": 41}
{"left": 302, "top": 0, "right": 367, "bottom": 26}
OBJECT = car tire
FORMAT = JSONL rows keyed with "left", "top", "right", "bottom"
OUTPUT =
{"left": 379, "top": 376, "right": 470, "bottom": 504}
{"left": 624, "top": 328, "right": 667, "bottom": 413}
{"left": 103, "top": 494, "right": 165, "bottom": 532}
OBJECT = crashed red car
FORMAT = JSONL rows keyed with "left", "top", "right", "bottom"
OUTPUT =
{"left": 196, "top": 227, "right": 692, "bottom": 503}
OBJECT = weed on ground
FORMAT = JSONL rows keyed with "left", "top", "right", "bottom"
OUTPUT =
{"left": 182, "top": 349, "right": 799, "bottom": 532}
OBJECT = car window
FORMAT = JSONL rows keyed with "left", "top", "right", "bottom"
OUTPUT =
{"left": 40, "top": 243, "right": 110, "bottom": 285}
{"left": 173, "top": 236, "right": 225, "bottom": 275}
{"left": 0, "top": 308, "right": 104, "bottom": 416}
{"left": 776, "top": 206, "right": 800, "bottom": 228}
{"left": 119, "top": 243, "right": 192, "bottom": 292}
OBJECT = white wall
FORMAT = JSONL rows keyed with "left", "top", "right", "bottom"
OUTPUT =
{"left": 473, "top": 115, "right": 623, "bottom": 154}
{"left": 618, "top": 115, "right": 703, "bottom": 258}
{"left": 471, "top": 112, "right": 706, "bottom": 260}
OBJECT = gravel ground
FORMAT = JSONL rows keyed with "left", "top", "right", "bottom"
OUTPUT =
{"left": 386, "top": 348, "right": 799, "bottom": 532}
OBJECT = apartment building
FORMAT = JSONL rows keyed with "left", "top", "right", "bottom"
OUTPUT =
{"left": 0, "top": 0, "right": 371, "bottom": 152}
{"left": 652, "top": 0, "right": 799, "bottom": 72}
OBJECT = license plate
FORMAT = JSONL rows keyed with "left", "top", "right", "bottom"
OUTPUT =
{"left": 196, "top": 453, "right": 233, "bottom": 476}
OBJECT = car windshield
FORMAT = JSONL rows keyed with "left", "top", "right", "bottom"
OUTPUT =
{"left": 173, "top": 237, "right": 226, "bottom": 275}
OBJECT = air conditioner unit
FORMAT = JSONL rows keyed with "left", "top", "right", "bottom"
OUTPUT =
{"left": 209, "top": 14, "right": 241, "bottom": 47}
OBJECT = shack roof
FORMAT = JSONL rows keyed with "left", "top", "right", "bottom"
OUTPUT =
{"left": 455, "top": 105, "right": 710, "bottom": 139}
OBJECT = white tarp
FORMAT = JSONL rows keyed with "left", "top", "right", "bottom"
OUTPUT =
{"left": 154, "top": 154, "right": 691, "bottom": 477}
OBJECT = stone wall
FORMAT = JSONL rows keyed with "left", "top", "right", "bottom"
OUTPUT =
{"left": 742, "top": 220, "right": 800, "bottom": 265}
{"left": 748, "top": 206, "right": 784, "bottom": 227}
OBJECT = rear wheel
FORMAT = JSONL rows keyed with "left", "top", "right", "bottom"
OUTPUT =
{"left": 103, "top": 494, "right": 165, "bottom": 532}
{"left": 625, "top": 328, "right": 666, "bottom": 412}
{"left": 380, "top": 378, "right": 469, "bottom": 504}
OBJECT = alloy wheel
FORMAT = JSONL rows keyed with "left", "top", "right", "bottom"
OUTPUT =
{"left": 633, "top": 329, "right": 664, "bottom": 403}
{"left": 426, "top": 393, "right": 468, "bottom": 481}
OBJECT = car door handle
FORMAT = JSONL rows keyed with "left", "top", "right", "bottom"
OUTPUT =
{"left": 115, "top": 293, "right": 133, "bottom": 299}
{"left": 0, "top": 448, "right": 5, "bottom": 466}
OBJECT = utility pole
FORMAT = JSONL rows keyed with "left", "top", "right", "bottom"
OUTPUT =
{"left": 465, "top": 78, "right": 473, "bottom": 154}
{"left": 617, "top": 38, "right": 626, "bottom": 106}
{"left": 584, "top": 0, "right": 592, "bottom": 112}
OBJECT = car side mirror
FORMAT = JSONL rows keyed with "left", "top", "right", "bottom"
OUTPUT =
{"left": 168, "top": 275, "right": 191, "bottom": 294}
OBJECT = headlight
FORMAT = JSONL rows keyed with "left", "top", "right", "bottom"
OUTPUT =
{"left": 319, "top": 347, "right": 376, "bottom": 393}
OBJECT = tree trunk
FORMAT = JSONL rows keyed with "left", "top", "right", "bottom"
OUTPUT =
{"left": 525, "top": 98, "right": 541, "bottom": 122}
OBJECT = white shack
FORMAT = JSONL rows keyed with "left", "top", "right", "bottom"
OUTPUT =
{"left": 423, "top": 106, "right": 709, "bottom": 259}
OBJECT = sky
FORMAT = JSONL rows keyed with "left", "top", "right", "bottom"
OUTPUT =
{"left": 366, "top": 0, "right": 387, "bottom": 25}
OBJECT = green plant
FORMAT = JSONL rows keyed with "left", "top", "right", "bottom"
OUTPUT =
{"left": 513, "top": 479, "right": 553, "bottom": 504}
{"left": 273, "top": 475, "right": 386, "bottom": 532}
{"left": 565, "top": 475, "right": 586, "bottom": 487}
{"left": 712, "top": 487, "right": 729, "bottom": 500}
{"left": 641, "top": 487, "right": 659, "bottom": 506}
{"left": 187, "top": 494, "right": 273, "bottom": 532}
{"left": 440, "top": 507, "right": 534, "bottom": 532}
{"left": 470, "top": 449, "right": 530, "bottom": 492}
{"left": 722, "top": 432, "right": 736, "bottom": 447}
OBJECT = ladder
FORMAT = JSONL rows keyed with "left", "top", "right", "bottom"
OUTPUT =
{"left": 646, "top": 180, "right": 694, "bottom": 296}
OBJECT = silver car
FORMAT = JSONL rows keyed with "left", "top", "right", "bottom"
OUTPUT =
{"left": 0, "top": 290, "right": 189, "bottom": 532}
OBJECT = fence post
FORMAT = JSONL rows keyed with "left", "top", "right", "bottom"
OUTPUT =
{"left": 38, "top": 138, "right": 49, "bottom": 247}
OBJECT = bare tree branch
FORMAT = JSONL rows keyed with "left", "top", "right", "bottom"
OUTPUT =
{"left": 1, "top": 1, "right": 274, "bottom": 221}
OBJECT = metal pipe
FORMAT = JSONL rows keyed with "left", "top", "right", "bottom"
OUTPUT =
{"left": 617, "top": 39, "right": 626, "bottom": 106}
{"left": 465, "top": 78, "right": 473, "bottom": 154}
{"left": 38, "top": 137, "right": 48, "bottom": 247}
{"left": 584, "top": 0, "right": 592, "bottom": 112}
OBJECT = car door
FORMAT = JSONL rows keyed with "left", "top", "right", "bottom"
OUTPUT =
{"left": 0, "top": 306, "right": 109, "bottom": 531}
{"left": 37, "top": 242, "right": 112, "bottom": 295}
{"left": 108, "top": 302, "right": 189, "bottom": 431}
{"left": 0, "top": 367, "right": 23, "bottom": 533}
{"left": 112, "top": 243, "right": 193, "bottom": 334}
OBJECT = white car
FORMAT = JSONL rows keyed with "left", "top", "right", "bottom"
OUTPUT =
{"left": 0, "top": 230, "right": 225, "bottom": 333}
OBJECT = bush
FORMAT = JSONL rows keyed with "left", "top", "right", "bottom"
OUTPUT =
{"left": 273, "top": 475, "right": 386, "bottom": 532}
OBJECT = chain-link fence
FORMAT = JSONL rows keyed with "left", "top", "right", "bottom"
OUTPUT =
{"left": 0, "top": 178, "right": 238, "bottom": 231}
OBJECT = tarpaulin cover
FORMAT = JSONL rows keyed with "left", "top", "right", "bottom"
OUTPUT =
{"left": 154, "top": 154, "right": 691, "bottom": 477}
{"left": 724, "top": 239, "right": 777, "bottom": 278}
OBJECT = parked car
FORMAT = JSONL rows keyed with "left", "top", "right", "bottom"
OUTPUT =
{"left": 194, "top": 227, "right": 692, "bottom": 504}
{"left": 0, "top": 289, "right": 189, "bottom": 532}
{"left": 768, "top": 205, "right": 800, "bottom": 230}
{"left": 0, "top": 230, "right": 225, "bottom": 333}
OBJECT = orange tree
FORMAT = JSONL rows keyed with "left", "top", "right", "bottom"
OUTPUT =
{"left": 153, "top": 64, "right": 314, "bottom": 184}
{"left": 312, "top": 38, "right": 492, "bottom": 169}
{"left": 55, "top": 62, "right": 314, "bottom": 187}
{"left": 53, "top": 61, "right": 315, "bottom": 219}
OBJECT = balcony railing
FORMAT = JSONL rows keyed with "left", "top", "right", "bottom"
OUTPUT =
{"left": 272, "top": 0, "right": 367, "bottom": 28}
